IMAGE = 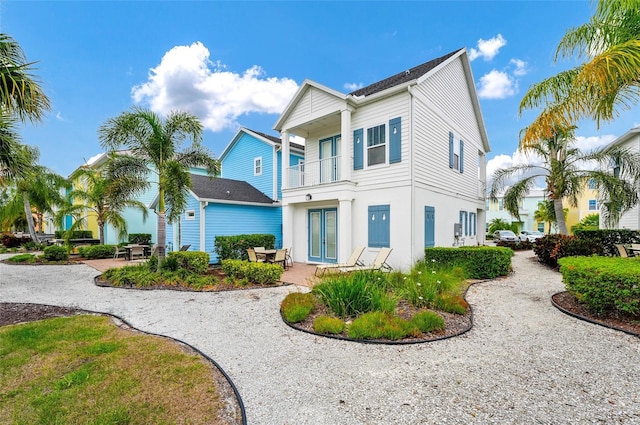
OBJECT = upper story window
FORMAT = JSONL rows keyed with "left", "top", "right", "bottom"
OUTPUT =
{"left": 449, "top": 132, "right": 464, "bottom": 173}
{"left": 587, "top": 179, "right": 597, "bottom": 190}
{"left": 498, "top": 199, "right": 504, "bottom": 211}
{"left": 367, "top": 124, "right": 386, "bottom": 166}
{"left": 588, "top": 199, "right": 599, "bottom": 210}
{"left": 185, "top": 210, "right": 195, "bottom": 220}
{"left": 254, "top": 157, "right": 262, "bottom": 176}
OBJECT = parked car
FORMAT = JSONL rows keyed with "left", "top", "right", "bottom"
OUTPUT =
{"left": 519, "top": 230, "right": 545, "bottom": 242}
{"left": 493, "top": 230, "right": 519, "bottom": 242}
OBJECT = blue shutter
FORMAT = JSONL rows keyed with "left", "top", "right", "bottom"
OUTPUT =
{"left": 389, "top": 117, "right": 401, "bottom": 163}
{"left": 449, "top": 132, "right": 454, "bottom": 169}
{"left": 424, "top": 206, "right": 435, "bottom": 248}
{"left": 459, "top": 211, "right": 463, "bottom": 231}
{"left": 459, "top": 140, "right": 464, "bottom": 173}
{"left": 368, "top": 205, "right": 390, "bottom": 248}
{"left": 353, "top": 128, "right": 363, "bottom": 170}
{"left": 464, "top": 211, "right": 469, "bottom": 236}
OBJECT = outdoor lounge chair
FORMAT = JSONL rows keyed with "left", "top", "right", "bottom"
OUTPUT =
{"left": 337, "top": 247, "right": 393, "bottom": 273}
{"left": 615, "top": 244, "right": 629, "bottom": 258}
{"left": 179, "top": 244, "right": 191, "bottom": 251}
{"left": 315, "top": 246, "right": 366, "bottom": 276}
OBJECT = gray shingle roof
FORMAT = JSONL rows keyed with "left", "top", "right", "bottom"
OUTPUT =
{"left": 249, "top": 129, "right": 305, "bottom": 151}
{"left": 349, "top": 49, "right": 463, "bottom": 97}
{"left": 190, "top": 174, "right": 275, "bottom": 204}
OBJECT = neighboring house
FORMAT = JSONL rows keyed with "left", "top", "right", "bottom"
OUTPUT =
{"left": 486, "top": 189, "right": 546, "bottom": 233}
{"left": 566, "top": 179, "right": 599, "bottom": 232}
{"left": 165, "top": 128, "right": 304, "bottom": 262}
{"left": 600, "top": 127, "right": 640, "bottom": 230}
{"left": 274, "top": 48, "right": 490, "bottom": 270}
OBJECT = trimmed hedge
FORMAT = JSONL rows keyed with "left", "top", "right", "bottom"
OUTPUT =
{"left": 423, "top": 246, "right": 513, "bottom": 279}
{"left": 78, "top": 244, "right": 116, "bottom": 259}
{"left": 43, "top": 245, "right": 68, "bottom": 261}
{"left": 55, "top": 230, "right": 93, "bottom": 239}
{"left": 558, "top": 256, "right": 640, "bottom": 317}
{"left": 495, "top": 240, "right": 533, "bottom": 251}
{"left": 214, "top": 234, "right": 276, "bottom": 261}
{"left": 534, "top": 234, "right": 605, "bottom": 267}
{"left": 167, "top": 251, "right": 210, "bottom": 274}
{"left": 128, "top": 233, "right": 152, "bottom": 245}
{"left": 572, "top": 229, "right": 640, "bottom": 257}
{"left": 220, "top": 259, "right": 283, "bottom": 284}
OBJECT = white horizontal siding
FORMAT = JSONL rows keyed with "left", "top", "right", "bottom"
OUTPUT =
{"left": 286, "top": 87, "right": 344, "bottom": 128}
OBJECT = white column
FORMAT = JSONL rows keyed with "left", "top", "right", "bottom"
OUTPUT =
{"left": 282, "top": 204, "right": 294, "bottom": 259}
{"left": 338, "top": 198, "right": 352, "bottom": 263}
{"left": 340, "top": 109, "right": 352, "bottom": 181}
{"left": 281, "top": 130, "right": 290, "bottom": 190}
{"left": 200, "top": 201, "right": 207, "bottom": 252}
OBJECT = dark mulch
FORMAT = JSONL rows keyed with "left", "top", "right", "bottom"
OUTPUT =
{"left": 552, "top": 292, "right": 640, "bottom": 336}
{"left": 0, "top": 303, "right": 87, "bottom": 327}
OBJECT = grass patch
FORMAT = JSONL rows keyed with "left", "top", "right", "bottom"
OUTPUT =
{"left": 313, "top": 316, "right": 345, "bottom": 334}
{"left": 0, "top": 315, "right": 231, "bottom": 424}
{"left": 281, "top": 292, "right": 316, "bottom": 323}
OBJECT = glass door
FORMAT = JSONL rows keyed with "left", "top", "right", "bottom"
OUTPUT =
{"left": 308, "top": 208, "right": 338, "bottom": 263}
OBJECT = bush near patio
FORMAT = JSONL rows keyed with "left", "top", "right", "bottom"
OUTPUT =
{"left": 424, "top": 246, "right": 513, "bottom": 279}
{"left": 55, "top": 230, "right": 93, "bottom": 239}
{"left": 43, "top": 245, "right": 69, "bottom": 261}
{"left": 281, "top": 256, "right": 482, "bottom": 341}
{"left": 128, "top": 233, "right": 152, "bottom": 245}
{"left": 77, "top": 244, "right": 116, "bottom": 259}
{"left": 213, "top": 234, "right": 276, "bottom": 261}
{"left": 558, "top": 256, "right": 640, "bottom": 317}
{"left": 495, "top": 240, "right": 534, "bottom": 251}
{"left": 220, "top": 259, "right": 283, "bottom": 285}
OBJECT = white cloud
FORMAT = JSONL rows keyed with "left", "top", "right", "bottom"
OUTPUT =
{"left": 477, "top": 70, "right": 516, "bottom": 99}
{"left": 468, "top": 34, "right": 506, "bottom": 61}
{"left": 509, "top": 58, "right": 528, "bottom": 76}
{"left": 131, "top": 42, "right": 299, "bottom": 132}
{"left": 344, "top": 82, "right": 363, "bottom": 91}
{"left": 55, "top": 112, "right": 65, "bottom": 121}
{"left": 575, "top": 134, "right": 616, "bottom": 151}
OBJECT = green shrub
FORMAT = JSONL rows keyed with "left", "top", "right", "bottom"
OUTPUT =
{"left": 281, "top": 292, "right": 316, "bottom": 323}
{"left": 423, "top": 246, "right": 512, "bottom": 279}
{"left": 43, "top": 245, "right": 68, "bottom": 261}
{"left": 6, "top": 253, "right": 35, "bottom": 263}
{"left": 160, "top": 255, "right": 179, "bottom": 272}
{"left": 347, "top": 312, "right": 419, "bottom": 340}
{"left": 495, "top": 240, "right": 533, "bottom": 251}
{"left": 572, "top": 229, "right": 640, "bottom": 257}
{"left": 128, "top": 233, "right": 152, "bottom": 245}
{"left": 102, "top": 265, "right": 218, "bottom": 289}
{"left": 312, "top": 271, "right": 395, "bottom": 318}
{"left": 434, "top": 294, "right": 469, "bottom": 314}
{"left": 410, "top": 311, "right": 445, "bottom": 333}
{"left": 313, "top": 316, "right": 345, "bottom": 334}
{"left": 402, "top": 260, "right": 466, "bottom": 308}
{"left": 55, "top": 230, "right": 93, "bottom": 239}
{"left": 558, "top": 256, "right": 640, "bottom": 317}
{"left": 214, "top": 234, "right": 276, "bottom": 261}
{"left": 220, "top": 259, "right": 284, "bottom": 284}
{"left": 79, "top": 244, "right": 116, "bottom": 259}
{"left": 0, "top": 233, "right": 20, "bottom": 248}
{"left": 534, "top": 234, "right": 601, "bottom": 267}
{"left": 167, "top": 251, "right": 210, "bottom": 274}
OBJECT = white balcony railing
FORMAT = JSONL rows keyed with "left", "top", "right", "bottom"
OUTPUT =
{"left": 287, "top": 156, "right": 341, "bottom": 189}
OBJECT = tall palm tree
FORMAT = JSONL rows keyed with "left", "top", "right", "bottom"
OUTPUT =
{"left": 0, "top": 117, "right": 37, "bottom": 184}
{"left": 0, "top": 33, "right": 50, "bottom": 122}
{"left": 519, "top": 0, "right": 640, "bottom": 146}
{"left": 57, "top": 167, "right": 148, "bottom": 244}
{"left": 98, "top": 107, "right": 220, "bottom": 262}
{"left": 490, "top": 127, "right": 640, "bottom": 234}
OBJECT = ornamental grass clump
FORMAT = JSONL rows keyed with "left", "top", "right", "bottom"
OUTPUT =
{"left": 312, "top": 271, "right": 395, "bottom": 318}
{"left": 403, "top": 259, "right": 466, "bottom": 309}
{"left": 281, "top": 292, "right": 316, "bottom": 323}
{"left": 434, "top": 294, "right": 469, "bottom": 314}
{"left": 347, "top": 312, "right": 420, "bottom": 340}
{"left": 6, "top": 253, "right": 35, "bottom": 263}
{"left": 410, "top": 311, "right": 445, "bottom": 333}
{"left": 313, "top": 316, "right": 345, "bottom": 334}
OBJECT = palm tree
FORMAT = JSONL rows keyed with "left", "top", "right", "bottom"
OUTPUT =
{"left": 0, "top": 154, "right": 69, "bottom": 242}
{"left": 0, "top": 116, "right": 38, "bottom": 184}
{"left": 488, "top": 218, "right": 512, "bottom": 234}
{"left": 98, "top": 108, "right": 220, "bottom": 262}
{"left": 490, "top": 127, "right": 640, "bottom": 234}
{"left": 0, "top": 33, "right": 50, "bottom": 122}
{"left": 519, "top": 0, "right": 640, "bottom": 146}
{"left": 57, "top": 167, "right": 148, "bottom": 244}
{"left": 533, "top": 200, "right": 555, "bottom": 234}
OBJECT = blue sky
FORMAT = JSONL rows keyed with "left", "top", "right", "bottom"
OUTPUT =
{"left": 4, "top": 1, "right": 639, "bottom": 179}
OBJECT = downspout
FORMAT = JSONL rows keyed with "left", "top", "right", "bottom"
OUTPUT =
{"left": 200, "top": 201, "right": 208, "bottom": 252}
{"left": 408, "top": 85, "right": 416, "bottom": 263}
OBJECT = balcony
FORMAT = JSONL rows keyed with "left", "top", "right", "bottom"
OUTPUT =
{"left": 286, "top": 156, "right": 341, "bottom": 189}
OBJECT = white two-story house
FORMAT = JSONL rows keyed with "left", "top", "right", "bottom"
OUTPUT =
{"left": 274, "top": 48, "right": 490, "bottom": 270}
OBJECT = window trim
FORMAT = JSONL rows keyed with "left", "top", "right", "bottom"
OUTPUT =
{"left": 254, "top": 156, "right": 263, "bottom": 176}
{"left": 366, "top": 123, "right": 387, "bottom": 168}
{"left": 588, "top": 199, "right": 599, "bottom": 211}
{"left": 185, "top": 210, "right": 196, "bottom": 221}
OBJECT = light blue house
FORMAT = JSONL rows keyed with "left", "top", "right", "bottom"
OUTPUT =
{"left": 166, "top": 128, "right": 304, "bottom": 262}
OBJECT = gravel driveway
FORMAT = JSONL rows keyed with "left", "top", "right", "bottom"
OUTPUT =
{"left": 1, "top": 251, "right": 638, "bottom": 424}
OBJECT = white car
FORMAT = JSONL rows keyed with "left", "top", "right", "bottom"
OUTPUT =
{"left": 519, "top": 230, "right": 544, "bottom": 242}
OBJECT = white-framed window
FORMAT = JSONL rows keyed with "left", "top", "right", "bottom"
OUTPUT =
{"left": 587, "top": 179, "right": 597, "bottom": 190}
{"left": 366, "top": 124, "right": 386, "bottom": 166}
{"left": 498, "top": 199, "right": 504, "bottom": 211}
{"left": 185, "top": 210, "right": 195, "bottom": 220}
{"left": 254, "top": 157, "right": 262, "bottom": 176}
{"left": 588, "top": 199, "right": 599, "bottom": 210}
{"left": 448, "top": 132, "right": 464, "bottom": 173}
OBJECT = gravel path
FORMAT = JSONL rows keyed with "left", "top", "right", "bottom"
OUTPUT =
{"left": 1, "top": 251, "right": 638, "bottom": 424}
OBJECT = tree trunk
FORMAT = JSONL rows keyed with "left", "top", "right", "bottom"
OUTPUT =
{"left": 157, "top": 211, "right": 166, "bottom": 265}
{"left": 98, "top": 221, "right": 105, "bottom": 245}
{"left": 22, "top": 192, "right": 39, "bottom": 243}
{"left": 553, "top": 198, "right": 568, "bottom": 235}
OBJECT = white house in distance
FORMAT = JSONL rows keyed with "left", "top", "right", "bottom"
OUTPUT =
{"left": 274, "top": 48, "right": 490, "bottom": 270}
{"left": 601, "top": 126, "right": 640, "bottom": 230}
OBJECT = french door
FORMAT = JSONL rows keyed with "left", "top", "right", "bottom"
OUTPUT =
{"left": 308, "top": 208, "right": 338, "bottom": 263}
{"left": 319, "top": 135, "right": 340, "bottom": 183}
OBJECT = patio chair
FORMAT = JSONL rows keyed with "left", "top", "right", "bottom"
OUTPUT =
{"left": 615, "top": 244, "right": 629, "bottom": 258}
{"left": 129, "top": 245, "right": 146, "bottom": 261}
{"left": 247, "top": 248, "right": 264, "bottom": 263}
{"left": 113, "top": 245, "right": 127, "bottom": 259}
{"left": 315, "top": 246, "right": 366, "bottom": 276}
{"left": 337, "top": 247, "right": 393, "bottom": 273}
{"left": 284, "top": 246, "right": 293, "bottom": 268}
{"left": 254, "top": 246, "right": 267, "bottom": 261}
{"left": 268, "top": 248, "right": 288, "bottom": 269}
{"left": 179, "top": 244, "right": 191, "bottom": 251}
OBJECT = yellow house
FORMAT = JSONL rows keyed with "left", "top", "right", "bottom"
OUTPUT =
{"left": 565, "top": 179, "right": 599, "bottom": 234}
